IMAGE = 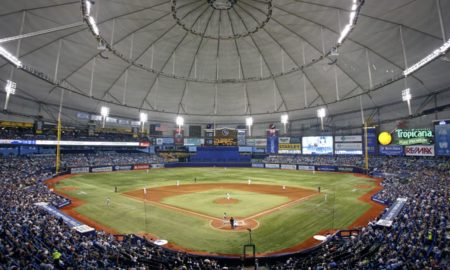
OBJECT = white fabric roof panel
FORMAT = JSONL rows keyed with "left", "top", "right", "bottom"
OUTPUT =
{"left": 0, "top": 0, "right": 449, "bottom": 124}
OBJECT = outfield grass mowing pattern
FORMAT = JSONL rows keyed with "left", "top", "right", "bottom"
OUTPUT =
{"left": 56, "top": 168, "right": 378, "bottom": 255}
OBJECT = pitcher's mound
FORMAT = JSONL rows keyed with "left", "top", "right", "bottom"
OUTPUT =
{"left": 214, "top": 198, "right": 240, "bottom": 204}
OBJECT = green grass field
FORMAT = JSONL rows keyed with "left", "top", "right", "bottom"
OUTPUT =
{"left": 162, "top": 189, "right": 290, "bottom": 218}
{"left": 55, "top": 167, "right": 377, "bottom": 254}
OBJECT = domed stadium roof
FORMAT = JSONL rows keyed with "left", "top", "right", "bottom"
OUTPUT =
{"left": 0, "top": 0, "right": 449, "bottom": 125}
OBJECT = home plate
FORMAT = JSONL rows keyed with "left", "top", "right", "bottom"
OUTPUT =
{"left": 234, "top": 220, "right": 247, "bottom": 227}
{"left": 313, "top": 235, "right": 327, "bottom": 241}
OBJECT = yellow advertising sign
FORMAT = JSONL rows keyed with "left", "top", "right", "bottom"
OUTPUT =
{"left": 278, "top": 143, "right": 301, "bottom": 150}
{"left": 0, "top": 121, "right": 34, "bottom": 128}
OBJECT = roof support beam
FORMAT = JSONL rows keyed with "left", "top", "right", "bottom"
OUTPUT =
{"left": 232, "top": 6, "right": 288, "bottom": 111}
{"left": 177, "top": 8, "right": 216, "bottom": 114}
{"left": 0, "top": 22, "right": 84, "bottom": 43}
{"left": 140, "top": 4, "right": 211, "bottom": 110}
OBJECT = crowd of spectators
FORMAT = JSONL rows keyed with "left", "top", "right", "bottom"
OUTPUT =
{"left": 269, "top": 157, "right": 449, "bottom": 270}
{"left": 0, "top": 127, "right": 143, "bottom": 142}
{"left": 0, "top": 153, "right": 228, "bottom": 269}
{"left": 263, "top": 155, "right": 364, "bottom": 167}
{"left": 0, "top": 151, "right": 448, "bottom": 269}
{"left": 60, "top": 152, "right": 164, "bottom": 167}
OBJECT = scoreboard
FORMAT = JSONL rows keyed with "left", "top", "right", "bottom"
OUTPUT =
{"left": 204, "top": 128, "right": 238, "bottom": 146}
{"left": 214, "top": 128, "right": 237, "bottom": 146}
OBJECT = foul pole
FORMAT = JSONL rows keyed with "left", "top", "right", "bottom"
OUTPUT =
{"left": 143, "top": 188, "right": 148, "bottom": 237}
{"left": 364, "top": 122, "right": 369, "bottom": 174}
{"left": 56, "top": 90, "right": 64, "bottom": 174}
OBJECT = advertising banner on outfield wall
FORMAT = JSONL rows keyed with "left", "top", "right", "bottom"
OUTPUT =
{"left": 280, "top": 164, "right": 297, "bottom": 170}
{"left": 151, "top": 164, "right": 165, "bottom": 169}
{"left": 156, "top": 137, "right": 174, "bottom": 145}
{"left": 70, "top": 167, "right": 90, "bottom": 174}
{"left": 237, "top": 129, "right": 246, "bottom": 146}
{"left": 265, "top": 163, "right": 280, "bottom": 169}
{"left": 183, "top": 138, "right": 204, "bottom": 146}
{"left": 173, "top": 130, "right": 184, "bottom": 145}
{"left": 266, "top": 130, "right": 279, "bottom": 154}
{"left": 337, "top": 167, "right": 354, "bottom": 172}
{"left": 297, "top": 165, "right": 315, "bottom": 171}
{"left": 278, "top": 144, "right": 302, "bottom": 154}
{"left": 134, "top": 164, "right": 150, "bottom": 170}
{"left": 379, "top": 145, "right": 404, "bottom": 156}
{"left": 255, "top": 139, "right": 267, "bottom": 147}
{"left": 435, "top": 122, "right": 450, "bottom": 156}
{"left": 334, "top": 135, "right": 362, "bottom": 142}
{"left": 405, "top": 145, "right": 435, "bottom": 156}
{"left": 239, "top": 146, "right": 253, "bottom": 152}
{"left": 252, "top": 163, "right": 265, "bottom": 168}
{"left": 334, "top": 143, "right": 363, "bottom": 155}
{"left": 290, "top": 137, "right": 301, "bottom": 144}
{"left": 91, "top": 166, "right": 113, "bottom": 173}
{"left": 114, "top": 165, "right": 133, "bottom": 171}
{"left": 316, "top": 165, "right": 337, "bottom": 172}
{"left": 363, "top": 127, "right": 377, "bottom": 155}
{"left": 278, "top": 137, "right": 290, "bottom": 144}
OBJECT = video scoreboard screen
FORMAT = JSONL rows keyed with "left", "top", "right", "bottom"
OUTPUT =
{"left": 214, "top": 128, "right": 238, "bottom": 146}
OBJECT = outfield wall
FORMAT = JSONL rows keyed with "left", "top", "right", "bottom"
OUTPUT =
{"left": 69, "top": 163, "right": 164, "bottom": 174}
{"left": 69, "top": 162, "right": 365, "bottom": 175}
{"left": 165, "top": 162, "right": 251, "bottom": 168}
{"left": 253, "top": 163, "right": 365, "bottom": 173}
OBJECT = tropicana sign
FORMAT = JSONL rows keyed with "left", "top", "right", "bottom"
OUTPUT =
{"left": 395, "top": 129, "right": 433, "bottom": 145}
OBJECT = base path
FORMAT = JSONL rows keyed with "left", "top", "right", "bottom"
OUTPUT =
{"left": 124, "top": 183, "right": 315, "bottom": 202}
{"left": 123, "top": 183, "right": 317, "bottom": 232}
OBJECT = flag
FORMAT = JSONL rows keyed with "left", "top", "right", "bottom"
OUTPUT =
{"left": 155, "top": 123, "right": 169, "bottom": 132}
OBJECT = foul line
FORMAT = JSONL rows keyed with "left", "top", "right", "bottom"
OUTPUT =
{"left": 123, "top": 192, "right": 317, "bottom": 223}
{"left": 122, "top": 193, "right": 223, "bottom": 222}
{"left": 246, "top": 193, "right": 317, "bottom": 220}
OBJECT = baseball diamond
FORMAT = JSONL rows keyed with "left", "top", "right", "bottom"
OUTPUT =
{"left": 51, "top": 167, "right": 384, "bottom": 255}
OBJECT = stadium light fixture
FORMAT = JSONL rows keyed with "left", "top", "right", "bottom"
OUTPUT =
{"left": 3, "top": 80, "right": 16, "bottom": 111}
{"left": 0, "top": 46, "right": 22, "bottom": 68}
{"left": 317, "top": 108, "right": 326, "bottom": 130}
{"left": 87, "top": 16, "right": 100, "bottom": 36}
{"left": 140, "top": 112, "right": 148, "bottom": 133}
{"left": 176, "top": 115, "right": 184, "bottom": 134}
{"left": 402, "top": 88, "right": 412, "bottom": 115}
{"left": 85, "top": 0, "right": 93, "bottom": 15}
{"left": 100, "top": 106, "right": 109, "bottom": 128}
{"left": 403, "top": 38, "right": 450, "bottom": 76}
{"left": 83, "top": 1, "right": 100, "bottom": 36}
{"left": 281, "top": 114, "right": 288, "bottom": 134}
{"left": 337, "top": 0, "right": 359, "bottom": 44}
{"left": 246, "top": 116, "right": 253, "bottom": 137}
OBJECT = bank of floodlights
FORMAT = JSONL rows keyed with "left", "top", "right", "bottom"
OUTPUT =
{"left": 246, "top": 116, "right": 253, "bottom": 137}
{"left": 317, "top": 108, "right": 326, "bottom": 131}
{"left": 176, "top": 115, "right": 184, "bottom": 134}
{"left": 337, "top": 0, "right": 359, "bottom": 44}
{"left": 403, "top": 38, "right": 450, "bottom": 76}
{"left": 0, "top": 46, "right": 22, "bottom": 68}
{"left": 100, "top": 106, "right": 109, "bottom": 128}
{"left": 3, "top": 80, "right": 17, "bottom": 110}
{"left": 281, "top": 114, "right": 288, "bottom": 134}
{"left": 82, "top": 0, "right": 100, "bottom": 36}
{"left": 402, "top": 88, "right": 412, "bottom": 115}
{"left": 140, "top": 112, "right": 148, "bottom": 133}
